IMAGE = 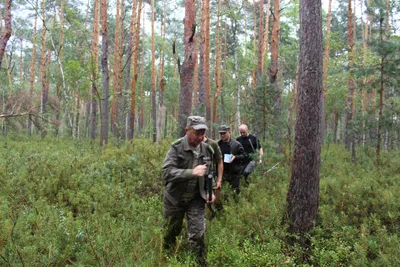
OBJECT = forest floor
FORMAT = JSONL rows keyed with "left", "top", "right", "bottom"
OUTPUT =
{"left": 0, "top": 135, "right": 399, "bottom": 266}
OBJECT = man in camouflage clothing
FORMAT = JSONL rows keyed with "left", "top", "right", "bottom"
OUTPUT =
{"left": 162, "top": 116, "right": 216, "bottom": 264}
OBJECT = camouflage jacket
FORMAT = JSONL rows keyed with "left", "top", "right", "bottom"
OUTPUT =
{"left": 162, "top": 136, "right": 214, "bottom": 205}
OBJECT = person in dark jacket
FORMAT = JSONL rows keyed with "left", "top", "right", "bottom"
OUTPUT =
{"left": 162, "top": 116, "right": 216, "bottom": 264}
{"left": 236, "top": 124, "right": 263, "bottom": 183}
{"left": 217, "top": 125, "right": 247, "bottom": 195}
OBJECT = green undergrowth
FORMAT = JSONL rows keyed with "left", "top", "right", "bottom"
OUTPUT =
{"left": 0, "top": 135, "right": 399, "bottom": 266}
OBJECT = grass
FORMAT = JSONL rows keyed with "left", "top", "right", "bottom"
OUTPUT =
{"left": 0, "top": 135, "right": 399, "bottom": 266}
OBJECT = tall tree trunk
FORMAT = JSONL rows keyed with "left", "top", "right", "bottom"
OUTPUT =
{"left": 55, "top": 0, "right": 65, "bottom": 137}
{"left": 19, "top": 36, "right": 23, "bottom": 85}
{"left": 0, "top": 0, "right": 11, "bottom": 68}
{"left": 100, "top": 0, "right": 110, "bottom": 146}
{"left": 111, "top": 0, "right": 123, "bottom": 138}
{"left": 198, "top": 0, "right": 210, "bottom": 124}
{"left": 90, "top": 0, "right": 100, "bottom": 140}
{"left": 151, "top": 0, "right": 157, "bottom": 143}
{"left": 125, "top": 0, "right": 137, "bottom": 140}
{"left": 376, "top": 17, "right": 385, "bottom": 166}
{"left": 156, "top": 0, "right": 166, "bottom": 142}
{"left": 251, "top": 0, "right": 257, "bottom": 90}
{"left": 40, "top": 0, "right": 48, "bottom": 138}
{"left": 270, "top": 0, "right": 282, "bottom": 152}
{"left": 322, "top": 0, "right": 332, "bottom": 141}
{"left": 286, "top": 0, "right": 323, "bottom": 233}
{"left": 138, "top": 9, "right": 145, "bottom": 135}
{"left": 128, "top": 0, "right": 142, "bottom": 140}
{"left": 344, "top": 0, "right": 356, "bottom": 163}
{"left": 178, "top": 0, "right": 196, "bottom": 137}
{"left": 28, "top": 0, "right": 38, "bottom": 135}
{"left": 262, "top": 0, "right": 271, "bottom": 74}
{"left": 269, "top": 0, "right": 280, "bottom": 83}
{"left": 257, "top": 0, "right": 264, "bottom": 78}
{"left": 212, "top": 0, "right": 222, "bottom": 139}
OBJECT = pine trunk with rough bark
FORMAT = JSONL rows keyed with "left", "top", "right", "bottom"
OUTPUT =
{"left": 286, "top": 0, "right": 323, "bottom": 234}
{"left": 178, "top": 0, "right": 196, "bottom": 137}
{"left": 0, "top": 0, "right": 11, "bottom": 68}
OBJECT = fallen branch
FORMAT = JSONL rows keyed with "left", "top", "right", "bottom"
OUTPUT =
{"left": 0, "top": 106, "right": 38, "bottom": 119}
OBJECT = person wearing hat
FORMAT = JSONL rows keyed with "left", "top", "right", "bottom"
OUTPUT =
{"left": 217, "top": 124, "right": 247, "bottom": 195}
{"left": 162, "top": 116, "right": 216, "bottom": 264}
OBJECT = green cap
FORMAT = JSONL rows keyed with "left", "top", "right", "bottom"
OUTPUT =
{"left": 218, "top": 125, "right": 230, "bottom": 133}
{"left": 187, "top": 116, "right": 208, "bottom": 130}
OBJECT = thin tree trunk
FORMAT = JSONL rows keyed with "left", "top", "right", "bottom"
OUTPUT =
{"left": 151, "top": 0, "right": 157, "bottom": 142}
{"left": 251, "top": 0, "right": 257, "bottom": 90}
{"left": 40, "top": 0, "right": 48, "bottom": 138}
{"left": 100, "top": 0, "right": 110, "bottom": 146}
{"left": 123, "top": 0, "right": 137, "bottom": 140}
{"left": 212, "top": 0, "right": 221, "bottom": 139}
{"left": 344, "top": 0, "right": 355, "bottom": 161}
{"left": 269, "top": 0, "right": 280, "bottom": 83}
{"left": 322, "top": 0, "right": 332, "bottom": 141}
{"left": 111, "top": 0, "right": 123, "bottom": 138}
{"left": 262, "top": 0, "right": 271, "bottom": 74}
{"left": 128, "top": 0, "right": 142, "bottom": 140}
{"left": 157, "top": 0, "right": 166, "bottom": 142}
{"left": 257, "top": 0, "right": 263, "bottom": 77}
{"left": 28, "top": 0, "right": 38, "bottom": 135}
{"left": 376, "top": 16, "right": 385, "bottom": 166}
{"left": 138, "top": 8, "right": 145, "bottom": 135}
{"left": 90, "top": 0, "right": 100, "bottom": 140}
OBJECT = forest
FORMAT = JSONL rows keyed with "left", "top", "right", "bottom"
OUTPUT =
{"left": 0, "top": 0, "right": 399, "bottom": 265}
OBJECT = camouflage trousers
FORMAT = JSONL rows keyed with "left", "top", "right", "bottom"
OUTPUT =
{"left": 163, "top": 196, "right": 206, "bottom": 261}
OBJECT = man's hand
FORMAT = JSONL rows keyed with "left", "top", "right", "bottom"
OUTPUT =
{"left": 206, "top": 194, "right": 216, "bottom": 204}
{"left": 193, "top": 164, "right": 207, "bottom": 177}
{"left": 216, "top": 180, "right": 222, "bottom": 190}
{"left": 228, "top": 155, "right": 236, "bottom": 163}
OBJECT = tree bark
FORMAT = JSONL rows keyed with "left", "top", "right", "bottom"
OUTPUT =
{"left": 286, "top": 0, "right": 323, "bottom": 233}
{"left": 212, "top": 0, "right": 221, "bottom": 139}
{"left": 151, "top": 0, "right": 157, "bottom": 142}
{"left": 177, "top": 0, "right": 197, "bottom": 137}
{"left": 40, "top": 0, "right": 48, "bottom": 138}
{"left": 156, "top": 0, "right": 166, "bottom": 142}
{"left": 0, "top": 0, "right": 11, "bottom": 69}
{"left": 257, "top": 0, "right": 264, "bottom": 78}
{"left": 28, "top": 0, "right": 38, "bottom": 135}
{"left": 90, "top": 0, "right": 100, "bottom": 140}
{"left": 322, "top": 0, "right": 332, "bottom": 141}
{"left": 100, "top": 0, "right": 110, "bottom": 146}
{"left": 269, "top": 0, "right": 280, "bottom": 83}
{"left": 111, "top": 0, "right": 124, "bottom": 138}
